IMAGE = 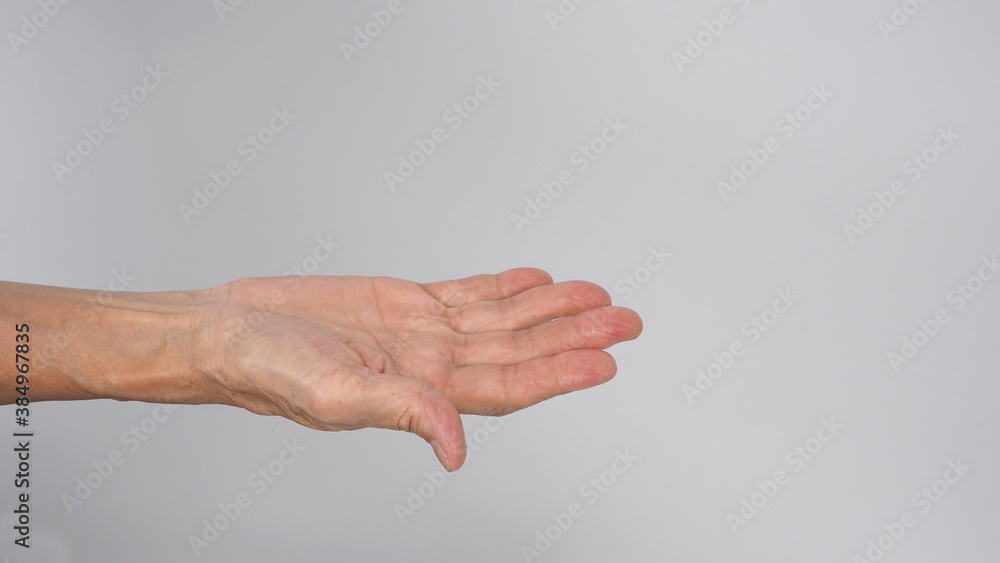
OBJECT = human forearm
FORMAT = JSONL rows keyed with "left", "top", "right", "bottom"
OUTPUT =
{"left": 0, "top": 269, "right": 642, "bottom": 471}
{"left": 0, "top": 281, "right": 224, "bottom": 405}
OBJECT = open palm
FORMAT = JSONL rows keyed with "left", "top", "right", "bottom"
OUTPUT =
{"left": 201, "top": 268, "right": 642, "bottom": 471}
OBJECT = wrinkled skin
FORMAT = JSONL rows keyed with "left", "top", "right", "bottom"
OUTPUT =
{"left": 200, "top": 268, "right": 643, "bottom": 471}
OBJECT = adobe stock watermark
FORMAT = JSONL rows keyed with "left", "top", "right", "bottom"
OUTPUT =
{"left": 178, "top": 107, "right": 296, "bottom": 224}
{"left": 384, "top": 74, "right": 501, "bottom": 192}
{"left": 520, "top": 449, "right": 637, "bottom": 562}
{"left": 393, "top": 416, "right": 508, "bottom": 524}
{"left": 887, "top": 254, "right": 998, "bottom": 373}
{"left": 188, "top": 439, "right": 307, "bottom": 556}
{"left": 877, "top": 0, "right": 932, "bottom": 41}
{"left": 222, "top": 235, "right": 341, "bottom": 343}
{"left": 510, "top": 117, "right": 628, "bottom": 234}
{"left": 851, "top": 458, "right": 970, "bottom": 562}
{"left": 671, "top": 0, "right": 755, "bottom": 73}
{"left": 611, "top": 245, "right": 672, "bottom": 303}
{"left": 51, "top": 65, "right": 169, "bottom": 183}
{"left": 716, "top": 84, "right": 835, "bottom": 203}
{"left": 7, "top": 0, "right": 74, "bottom": 55}
{"left": 842, "top": 127, "right": 959, "bottom": 244}
{"left": 212, "top": 0, "right": 248, "bottom": 22}
{"left": 61, "top": 405, "right": 181, "bottom": 514}
{"left": 543, "top": 0, "right": 593, "bottom": 31}
{"left": 340, "top": 0, "right": 415, "bottom": 63}
{"left": 682, "top": 287, "right": 800, "bottom": 405}
{"left": 727, "top": 417, "right": 844, "bottom": 534}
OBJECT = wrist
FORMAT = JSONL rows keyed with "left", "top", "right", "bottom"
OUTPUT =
{"left": 104, "top": 286, "right": 232, "bottom": 406}
{"left": 39, "top": 284, "right": 229, "bottom": 405}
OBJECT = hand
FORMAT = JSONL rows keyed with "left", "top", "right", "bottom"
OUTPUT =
{"left": 198, "top": 268, "right": 643, "bottom": 471}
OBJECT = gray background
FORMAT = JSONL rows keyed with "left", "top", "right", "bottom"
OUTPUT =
{"left": 1, "top": 0, "right": 998, "bottom": 561}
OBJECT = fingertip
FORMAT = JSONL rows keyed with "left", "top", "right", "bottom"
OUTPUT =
{"left": 364, "top": 375, "right": 467, "bottom": 471}
{"left": 598, "top": 306, "right": 644, "bottom": 342}
{"left": 444, "top": 438, "right": 468, "bottom": 472}
{"left": 562, "top": 349, "right": 619, "bottom": 391}
{"left": 501, "top": 267, "right": 554, "bottom": 293}
{"left": 589, "top": 349, "right": 619, "bottom": 385}
{"left": 562, "top": 280, "right": 613, "bottom": 310}
{"left": 426, "top": 396, "right": 467, "bottom": 472}
{"left": 430, "top": 437, "right": 466, "bottom": 473}
{"left": 594, "top": 284, "right": 614, "bottom": 308}
{"left": 621, "top": 307, "right": 643, "bottom": 339}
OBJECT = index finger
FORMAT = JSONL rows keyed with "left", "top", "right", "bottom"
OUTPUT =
{"left": 421, "top": 267, "right": 553, "bottom": 307}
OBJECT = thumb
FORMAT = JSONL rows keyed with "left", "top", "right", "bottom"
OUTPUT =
{"left": 359, "top": 373, "right": 467, "bottom": 472}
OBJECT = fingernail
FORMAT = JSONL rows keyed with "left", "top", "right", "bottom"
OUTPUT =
{"left": 430, "top": 440, "right": 452, "bottom": 472}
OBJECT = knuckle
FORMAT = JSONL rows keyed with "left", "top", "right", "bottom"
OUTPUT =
{"left": 393, "top": 399, "right": 423, "bottom": 433}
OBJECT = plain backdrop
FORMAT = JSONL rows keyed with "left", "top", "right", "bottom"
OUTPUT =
{"left": 1, "top": 1, "right": 998, "bottom": 561}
